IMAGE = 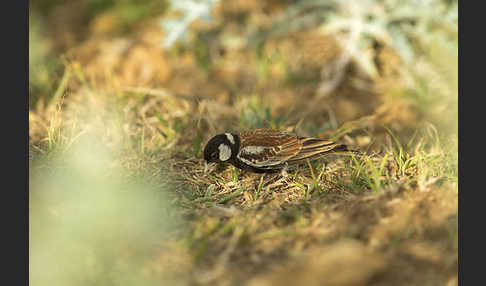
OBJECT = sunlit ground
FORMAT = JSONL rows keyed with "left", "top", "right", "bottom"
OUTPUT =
{"left": 29, "top": 0, "right": 457, "bottom": 285}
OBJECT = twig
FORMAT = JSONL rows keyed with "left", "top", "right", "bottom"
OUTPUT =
{"left": 119, "top": 86, "right": 193, "bottom": 101}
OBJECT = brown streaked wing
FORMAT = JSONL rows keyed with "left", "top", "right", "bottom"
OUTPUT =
{"left": 287, "top": 137, "right": 344, "bottom": 164}
{"left": 238, "top": 129, "right": 302, "bottom": 168}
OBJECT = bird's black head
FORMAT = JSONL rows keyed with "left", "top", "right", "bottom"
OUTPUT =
{"left": 203, "top": 133, "right": 239, "bottom": 172}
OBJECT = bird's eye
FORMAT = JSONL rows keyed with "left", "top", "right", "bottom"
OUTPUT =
{"left": 211, "top": 152, "right": 218, "bottom": 159}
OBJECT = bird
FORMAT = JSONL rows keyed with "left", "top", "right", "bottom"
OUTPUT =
{"left": 203, "top": 128, "right": 356, "bottom": 174}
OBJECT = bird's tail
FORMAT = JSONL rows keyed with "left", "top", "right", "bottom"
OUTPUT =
{"left": 328, "top": 144, "right": 363, "bottom": 156}
{"left": 289, "top": 138, "right": 361, "bottom": 164}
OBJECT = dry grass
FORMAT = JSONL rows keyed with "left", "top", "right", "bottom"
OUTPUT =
{"left": 29, "top": 1, "right": 457, "bottom": 285}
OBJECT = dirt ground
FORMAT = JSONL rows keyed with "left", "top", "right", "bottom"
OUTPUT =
{"left": 29, "top": 1, "right": 458, "bottom": 285}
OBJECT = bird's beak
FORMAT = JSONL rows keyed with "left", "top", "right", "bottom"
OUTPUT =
{"left": 204, "top": 161, "right": 216, "bottom": 173}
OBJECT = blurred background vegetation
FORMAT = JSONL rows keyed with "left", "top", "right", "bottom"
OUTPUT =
{"left": 29, "top": 0, "right": 457, "bottom": 285}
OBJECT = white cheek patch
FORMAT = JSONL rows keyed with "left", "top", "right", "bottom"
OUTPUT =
{"left": 218, "top": 144, "right": 232, "bottom": 161}
{"left": 225, "top": 133, "right": 235, "bottom": 145}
